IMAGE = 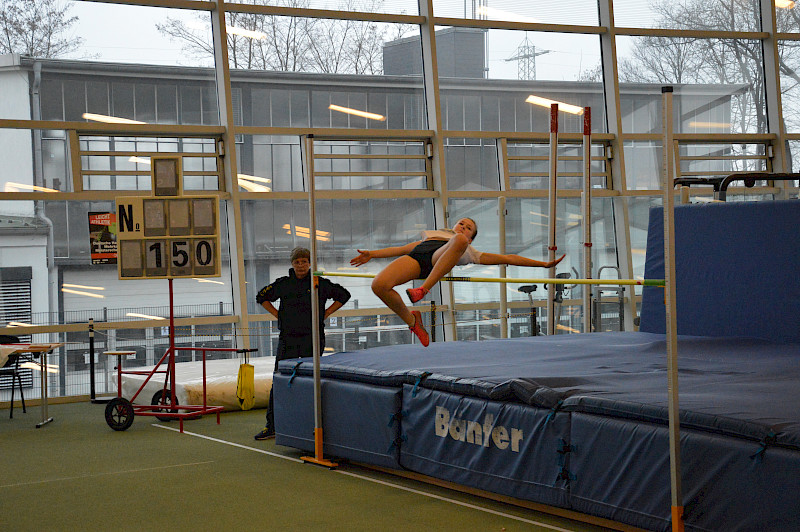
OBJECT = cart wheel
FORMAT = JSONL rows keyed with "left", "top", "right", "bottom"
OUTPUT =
{"left": 151, "top": 389, "right": 179, "bottom": 422}
{"left": 105, "top": 397, "right": 134, "bottom": 431}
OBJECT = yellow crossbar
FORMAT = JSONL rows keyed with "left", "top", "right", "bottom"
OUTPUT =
{"left": 314, "top": 271, "right": 665, "bottom": 287}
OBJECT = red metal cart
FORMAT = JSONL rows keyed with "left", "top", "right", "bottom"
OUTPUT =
{"left": 103, "top": 279, "right": 255, "bottom": 432}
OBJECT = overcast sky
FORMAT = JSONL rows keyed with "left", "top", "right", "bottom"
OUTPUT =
{"left": 67, "top": 0, "right": 652, "bottom": 80}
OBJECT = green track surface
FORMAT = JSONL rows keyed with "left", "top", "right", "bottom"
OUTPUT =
{"left": 1, "top": 402, "right": 616, "bottom": 532}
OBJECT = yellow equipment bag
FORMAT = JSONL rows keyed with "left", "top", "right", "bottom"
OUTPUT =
{"left": 236, "top": 362, "right": 255, "bottom": 411}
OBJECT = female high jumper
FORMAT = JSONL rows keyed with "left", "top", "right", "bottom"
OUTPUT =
{"left": 350, "top": 217, "right": 565, "bottom": 347}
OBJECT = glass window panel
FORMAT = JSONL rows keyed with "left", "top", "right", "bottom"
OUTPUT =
{"left": 157, "top": 85, "right": 179, "bottom": 124}
{"left": 70, "top": 4, "right": 215, "bottom": 67}
{"left": 40, "top": 80, "right": 64, "bottom": 121}
{"left": 448, "top": 196, "right": 618, "bottom": 303}
{"left": 779, "top": 41, "right": 800, "bottom": 134}
{"left": 135, "top": 84, "right": 157, "bottom": 123}
{"left": 224, "top": 0, "right": 419, "bottom": 16}
{"left": 786, "top": 141, "right": 800, "bottom": 177}
{"left": 616, "top": 36, "right": 766, "bottom": 134}
{"left": 86, "top": 82, "right": 110, "bottom": 117}
{"left": 777, "top": 3, "right": 800, "bottom": 32}
{"left": 47, "top": 196, "right": 232, "bottom": 317}
{"left": 64, "top": 80, "right": 87, "bottom": 122}
{"left": 221, "top": 21, "right": 423, "bottom": 128}
{"left": 444, "top": 138, "right": 500, "bottom": 191}
{"left": 42, "top": 138, "right": 69, "bottom": 192}
{"left": 624, "top": 140, "right": 770, "bottom": 191}
{"left": 433, "top": 0, "right": 598, "bottom": 25}
{"left": 623, "top": 140, "right": 661, "bottom": 190}
{"left": 625, "top": 196, "right": 660, "bottom": 285}
{"left": 112, "top": 83, "right": 135, "bottom": 122}
{"left": 180, "top": 86, "right": 202, "bottom": 125}
{"left": 613, "top": 0, "right": 759, "bottom": 31}
{"left": 242, "top": 198, "right": 434, "bottom": 313}
{"left": 506, "top": 142, "right": 607, "bottom": 191}
{"left": 436, "top": 29, "right": 603, "bottom": 136}
{"left": 432, "top": 28, "right": 601, "bottom": 83}
{"left": 244, "top": 136, "right": 426, "bottom": 191}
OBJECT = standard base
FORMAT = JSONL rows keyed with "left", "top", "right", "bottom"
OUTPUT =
{"left": 301, "top": 455, "right": 339, "bottom": 469}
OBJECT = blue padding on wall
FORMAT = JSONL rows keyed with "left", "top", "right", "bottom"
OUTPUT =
{"left": 399, "top": 385, "right": 570, "bottom": 509}
{"left": 273, "top": 374, "right": 402, "bottom": 468}
{"left": 640, "top": 200, "right": 800, "bottom": 342}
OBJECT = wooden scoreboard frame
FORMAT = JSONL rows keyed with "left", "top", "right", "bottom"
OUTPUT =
{"left": 115, "top": 156, "right": 221, "bottom": 280}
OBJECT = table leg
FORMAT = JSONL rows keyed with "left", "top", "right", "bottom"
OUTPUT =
{"left": 36, "top": 350, "right": 54, "bottom": 428}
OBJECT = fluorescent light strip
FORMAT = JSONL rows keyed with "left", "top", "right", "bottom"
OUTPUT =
{"left": 282, "top": 224, "right": 330, "bottom": 237}
{"left": 126, "top": 312, "right": 167, "bottom": 320}
{"left": 226, "top": 25, "right": 266, "bottom": 40}
{"left": 4, "top": 182, "right": 58, "bottom": 193}
{"left": 83, "top": 113, "right": 145, "bottom": 124}
{"left": 328, "top": 104, "right": 386, "bottom": 121}
{"left": 63, "top": 283, "right": 105, "bottom": 291}
{"left": 288, "top": 230, "right": 330, "bottom": 242}
{"left": 776, "top": 0, "right": 795, "bottom": 8}
{"left": 61, "top": 288, "right": 105, "bottom": 299}
{"left": 237, "top": 179, "right": 272, "bottom": 192}
{"left": 476, "top": 6, "right": 542, "bottom": 23}
{"left": 8, "top": 321, "right": 33, "bottom": 327}
{"left": 525, "top": 95, "right": 584, "bottom": 115}
{"left": 237, "top": 174, "right": 271, "bottom": 184}
{"left": 194, "top": 278, "right": 225, "bottom": 285}
{"left": 21, "top": 361, "right": 59, "bottom": 374}
{"left": 129, "top": 156, "right": 151, "bottom": 165}
{"left": 688, "top": 121, "right": 731, "bottom": 128}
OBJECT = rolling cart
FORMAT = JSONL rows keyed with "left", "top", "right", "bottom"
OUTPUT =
{"left": 103, "top": 279, "right": 256, "bottom": 432}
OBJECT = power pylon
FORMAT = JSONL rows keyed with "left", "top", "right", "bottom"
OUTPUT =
{"left": 506, "top": 33, "right": 550, "bottom": 80}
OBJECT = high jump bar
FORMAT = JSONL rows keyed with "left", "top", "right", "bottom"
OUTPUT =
{"left": 313, "top": 271, "right": 665, "bottom": 287}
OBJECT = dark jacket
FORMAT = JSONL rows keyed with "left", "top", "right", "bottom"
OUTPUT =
{"left": 256, "top": 268, "right": 351, "bottom": 337}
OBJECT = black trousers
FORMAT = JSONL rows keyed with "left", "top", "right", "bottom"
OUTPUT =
{"left": 265, "top": 334, "right": 324, "bottom": 429}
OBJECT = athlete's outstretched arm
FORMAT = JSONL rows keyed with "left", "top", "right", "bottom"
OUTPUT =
{"left": 478, "top": 252, "right": 565, "bottom": 268}
{"left": 350, "top": 241, "right": 420, "bottom": 266}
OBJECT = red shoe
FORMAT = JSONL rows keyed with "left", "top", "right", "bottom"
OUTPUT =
{"left": 409, "top": 310, "right": 430, "bottom": 347}
{"left": 406, "top": 286, "right": 429, "bottom": 303}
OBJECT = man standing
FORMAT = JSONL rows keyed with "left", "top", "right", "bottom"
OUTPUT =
{"left": 254, "top": 247, "right": 351, "bottom": 440}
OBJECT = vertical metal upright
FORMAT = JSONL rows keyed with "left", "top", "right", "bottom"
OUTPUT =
{"left": 417, "top": 0, "right": 455, "bottom": 340}
{"left": 661, "top": 86, "right": 684, "bottom": 532}
{"left": 301, "top": 134, "right": 337, "bottom": 468}
{"left": 582, "top": 108, "right": 593, "bottom": 333}
{"left": 597, "top": 0, "right": 636, "bottom": 330}
{"left": 210, "top": 0, "right": 250, "bottom": 349}
{"left": 497, "top": 137, "right": 511, "bottom": 338}
{"left": 547, "top": 104, "right": 559, "bottom": 336}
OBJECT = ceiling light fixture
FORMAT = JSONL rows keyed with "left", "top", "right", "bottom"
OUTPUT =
{"left": 525, "top": 95, "right": 584, "bottom": 115}
{"left": 83, "top": 113, "right": 145, "bottom": 124}
{"left": 328, "top": 104, "right": 386, "bottom": 121}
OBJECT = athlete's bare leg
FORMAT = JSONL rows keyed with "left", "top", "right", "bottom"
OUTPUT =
{"left": 371, "top": 255, "right": 421, "bottom": 326}
{"left": 420, "top": 233, "right": 471, "bottom": 292}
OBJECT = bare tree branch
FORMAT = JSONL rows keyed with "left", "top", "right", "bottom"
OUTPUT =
{"left": 0, "top": 0, "right": 82, "bottom": 57}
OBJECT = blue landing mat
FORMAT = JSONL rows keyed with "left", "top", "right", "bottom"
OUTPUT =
{"left": 274, "top": 334, "right": 800, "bottom": 531}
{"left": 277, "top": 332, "right": 800, "bottom": 449}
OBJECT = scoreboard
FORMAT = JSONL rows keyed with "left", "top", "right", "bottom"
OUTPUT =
{"left": 115, "top": 156, "right": 221, "bottom": 280}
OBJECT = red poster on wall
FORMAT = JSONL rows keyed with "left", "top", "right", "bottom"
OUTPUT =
{"left": 88, "top": 212, "right": 118, "bottom": 265}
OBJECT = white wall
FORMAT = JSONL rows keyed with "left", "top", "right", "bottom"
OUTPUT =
{"left": 0, "top": 233, "right": 49, "bottom": 316}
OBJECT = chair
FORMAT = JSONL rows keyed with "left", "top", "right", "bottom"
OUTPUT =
{"left": 1, "top": 353, "right": 28, "bottom": 418}
{"left": 1, "top": 334, "right": 25, "bottom": 418}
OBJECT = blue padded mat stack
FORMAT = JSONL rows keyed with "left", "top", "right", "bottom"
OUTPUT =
{"left": 640, "top": 200, "right": 800, "bottom": 343}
